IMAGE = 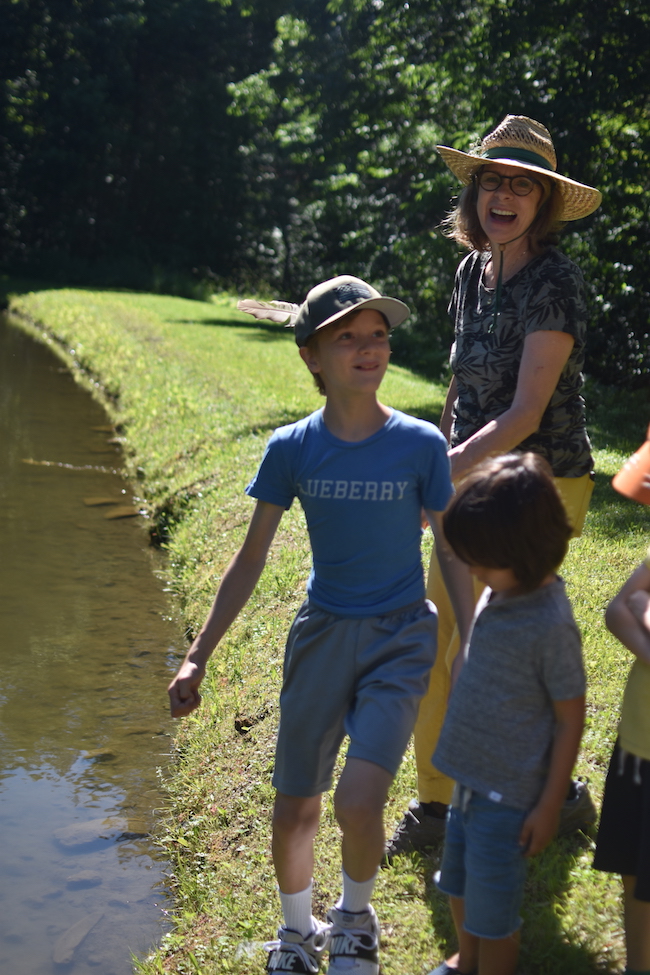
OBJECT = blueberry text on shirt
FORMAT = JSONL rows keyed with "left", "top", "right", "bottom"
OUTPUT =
{"left": 296, "top": 479, "right": 409, "bottom": 501}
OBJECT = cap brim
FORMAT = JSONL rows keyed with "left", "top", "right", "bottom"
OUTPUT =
{"left": 436, "top": 145, "right": 602, "bottom": 221}
{"left": 312, "top": 296, "right": 410, "bottom": 333}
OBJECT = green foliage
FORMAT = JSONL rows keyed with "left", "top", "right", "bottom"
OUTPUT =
{"left": 465, "top": 0, "right": 650, "bottom": 387}
{"left": 2, "top": 1, "right": 650, "bottom": 381}
{"left": 226, "top": 0, "right": 650, "bottom": 385}
{"left": 0, "top": 0, "right": 286, "bottom": 288}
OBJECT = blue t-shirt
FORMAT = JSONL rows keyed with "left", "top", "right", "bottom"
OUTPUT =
{"left": 246, "top": 408, "right": 452, "bottom": 617}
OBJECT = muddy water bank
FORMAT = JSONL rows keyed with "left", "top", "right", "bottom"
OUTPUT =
{"left": 0, "top": 313, "right": 182, "bottom": 975}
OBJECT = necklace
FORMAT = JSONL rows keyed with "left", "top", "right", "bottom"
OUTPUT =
{"left": 487, "top": 239, "right": 533, "bottom": 333}
{"left": 485, "top": 244, "right": 531, "bottom": 288}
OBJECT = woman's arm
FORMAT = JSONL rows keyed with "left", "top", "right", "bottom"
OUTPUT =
{"left": 449, "top": 329, "right": 575, "bottom": 482}
{"left": 439, "top": 375, "right": 457, "bottom": 443}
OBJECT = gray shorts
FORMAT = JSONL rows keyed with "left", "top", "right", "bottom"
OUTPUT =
{"left": 272, "top": 598, "right": 438, "bottom": 797}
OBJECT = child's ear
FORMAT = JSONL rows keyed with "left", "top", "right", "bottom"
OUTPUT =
{"left": 300, "top": 344, "right": 321, "bottom": 375}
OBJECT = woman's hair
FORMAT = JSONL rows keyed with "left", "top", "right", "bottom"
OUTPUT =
{"left": 440, "top": 167, "right": 565, "bottom": 254}
{"left": 303, "top": 308, "right": 390, "bottom": 396}
{"left": 443, "top": 452, "right": 572, "bottom": 591}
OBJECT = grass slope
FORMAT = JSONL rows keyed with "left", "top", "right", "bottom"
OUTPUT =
{"left": 6, "top": 285, "right": 650, "bottom": 975}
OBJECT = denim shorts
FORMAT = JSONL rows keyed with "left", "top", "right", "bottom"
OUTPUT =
{"left": 436, "top": 786, "right": 528, "bottom": 939}
{"left": 272, "top": 598, "right": 437, "bottom": 797}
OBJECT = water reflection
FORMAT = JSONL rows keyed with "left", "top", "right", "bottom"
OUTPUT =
{"left": 0, "top": 315, "right": 182, "bottom": 974}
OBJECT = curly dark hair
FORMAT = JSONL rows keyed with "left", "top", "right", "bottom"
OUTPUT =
{"left": 443, "top": 452, "right": 572, "bottom": 591}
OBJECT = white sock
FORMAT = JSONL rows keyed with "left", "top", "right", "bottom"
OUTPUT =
{"left": 337, "top": 868, "right": 377, "bottom": 914}
{"left": 279, "top": 881, "right": 314, "bottom": 938}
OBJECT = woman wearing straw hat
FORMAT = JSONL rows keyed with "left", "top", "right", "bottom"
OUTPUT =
{"left": 387, "top": 115, "right": 603, "bottom": 865}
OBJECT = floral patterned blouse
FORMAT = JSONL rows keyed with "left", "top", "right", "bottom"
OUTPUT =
{"left": 448, "top": 247, "right": 593, "bottom": 478}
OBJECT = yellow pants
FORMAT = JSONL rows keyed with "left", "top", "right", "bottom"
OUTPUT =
{"left": 413, "top": 471, "right": 594, "bottom": 804}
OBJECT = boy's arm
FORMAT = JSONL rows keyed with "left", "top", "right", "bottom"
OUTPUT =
{"left": 605, "top": 562, "right": 650, "bottom": 665}
{"left": 426, "top": 509, "right": 475, "bottom": 653}
{"left": 519, "top": 695, "right": 585, "bottom": 857}
{"left": 167, "top": 500, "right": 285, "bottom": 718}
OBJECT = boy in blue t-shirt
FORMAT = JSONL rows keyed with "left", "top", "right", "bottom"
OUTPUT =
{"left": 168, "top": 275, "right": 474, "bottom": 975}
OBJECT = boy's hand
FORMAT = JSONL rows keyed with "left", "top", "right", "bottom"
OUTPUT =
{"left": 520, "top": 696, "right": 584, "bottom": 857}
{"left": 168, "top": 660, "right": 206, "bottom": 717}
{"left": 519, "top": 802, "right": 560, "bottom": 857}
{"left": 164, "top": 501, "right": 285, "bottom": 719}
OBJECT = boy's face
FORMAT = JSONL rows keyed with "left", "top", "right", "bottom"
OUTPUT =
{"left": 300, "top": 309, "right": 391, "bottom": 395}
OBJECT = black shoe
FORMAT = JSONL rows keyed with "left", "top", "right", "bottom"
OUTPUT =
{"left": 384, "top": 799, "right": 447, "bottom": 861}
{"left": 558, "top": 778, "right": 597, "bottom": 837}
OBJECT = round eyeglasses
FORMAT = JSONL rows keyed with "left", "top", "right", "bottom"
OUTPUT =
{"left": 475, "top": 170, "right": 541, "bottom": 196}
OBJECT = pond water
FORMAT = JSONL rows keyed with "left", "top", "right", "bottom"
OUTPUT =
{"left": 0, "top": 314, "right": 182, "bottom": 975}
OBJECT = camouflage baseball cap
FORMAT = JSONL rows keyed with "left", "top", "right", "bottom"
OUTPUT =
{"left": 292, "top": 275, "right": 410, "bottom": 346}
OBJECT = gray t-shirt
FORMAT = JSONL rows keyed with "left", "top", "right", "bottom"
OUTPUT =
{"left": 433, "top": 578, "right": 585, "bottom": 811}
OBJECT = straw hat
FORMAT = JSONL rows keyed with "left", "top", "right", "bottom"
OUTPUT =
{"left": 612, "top": 424, "right": 650, "bottom": 506}
{"left": 437, "top": 115, "right": 602, "bottom": 221}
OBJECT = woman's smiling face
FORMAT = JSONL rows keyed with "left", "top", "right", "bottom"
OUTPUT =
{"left": 475, "top": 163, "right": 545, "bottom": 247}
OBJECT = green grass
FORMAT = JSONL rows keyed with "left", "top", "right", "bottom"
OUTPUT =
{"left": 5, "top": 283, "right": 650, "bottom": 975}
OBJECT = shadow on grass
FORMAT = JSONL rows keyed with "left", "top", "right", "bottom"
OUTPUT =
{"left": 588, "top": 474, "right": 650, "bottom": 540}
{"left": 581, "top": 380, "right": 650, "bottom": 539}
{"left": 584, "top": 379, "right": 649, "bottom": 456}
{"left": 0, "top": 276, "right": 62, "bottom": 306}
{"left": 518, "top": 830, "right": 616, "bottom": 974}
{"left": 226, "top": 377, "right": 648, "bottom": 453}
{"left": 3, "top": 272, "right": 647, "bottom": 451}
{"left": 423, "top": 831, "right": 616, "bottom": 975}
{"left": 232, "top": 409, "right": 318, "bottom": 442}
{"left": 169, "top": 316, "right": 292, "bottom": 339}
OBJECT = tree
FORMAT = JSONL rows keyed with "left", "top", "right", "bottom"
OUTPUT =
{"left": 2, "top": 0, "right": 649, "bottom": 384}
{"left": 0, "top": 0, "right": 287, "bottom": 287}
{"left": 228, "top": 0, "right": 650, "bottom": 385}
